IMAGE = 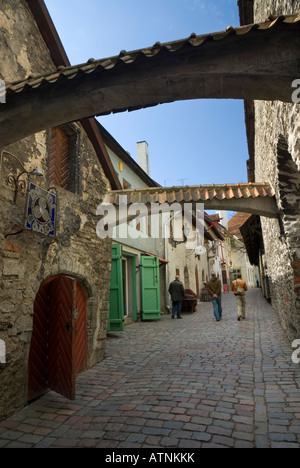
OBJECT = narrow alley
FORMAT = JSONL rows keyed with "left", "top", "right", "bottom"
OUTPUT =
{"left": 1, "top": 289, "right": 300, "bottom": 449}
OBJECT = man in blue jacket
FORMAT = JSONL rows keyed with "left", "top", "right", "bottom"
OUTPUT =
{"left": 207, "top": 272, "right": 222, "bottom": 322}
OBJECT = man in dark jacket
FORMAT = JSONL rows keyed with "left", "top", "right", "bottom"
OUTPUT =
{"left": 169, "top": 276, "right": 186, "bottom": 319}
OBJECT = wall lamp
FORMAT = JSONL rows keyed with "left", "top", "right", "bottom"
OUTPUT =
{"left": 207, "top": 240, "right": 217, "bottom": 258}
{"left": 0, "top": 151, "right": 43, "bottom": 202}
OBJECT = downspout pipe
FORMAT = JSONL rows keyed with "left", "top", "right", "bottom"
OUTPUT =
{"left": 163, "top": 211, "right": 182, "bottom": 310}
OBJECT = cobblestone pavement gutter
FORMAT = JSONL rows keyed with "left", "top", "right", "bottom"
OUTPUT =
{"left": 0, "top": 289, "right": 300, "bottom": 448}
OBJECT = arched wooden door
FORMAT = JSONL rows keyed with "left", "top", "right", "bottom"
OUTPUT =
{"left": 28, "top": 276, "right": 87, "bottom": 402}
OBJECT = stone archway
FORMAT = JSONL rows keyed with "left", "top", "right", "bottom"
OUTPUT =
{"left": 1, "top": 14, "right": 299, "bottom": 148}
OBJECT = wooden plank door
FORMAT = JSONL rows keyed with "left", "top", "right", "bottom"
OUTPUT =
{"left": 141, "top": 256, "right": 161, "bottom": 321}
{"left": 48, "top": 277, "right": 76, "bottom": 400}
{"left": 29, "top": 276, "right": 87, "bottom": 402}
{"left": 28, "top": 283, "right": 49, "bottom": 402}
{"left": 75, "top": 282, "right": 87, "bottom": 375}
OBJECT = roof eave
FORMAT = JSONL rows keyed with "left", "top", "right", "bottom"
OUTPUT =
{"left": 95, "top": 121, "right": 161, "bottom": 188}
{"left": 25, "top": 0, "right": 122, "bottom": 190}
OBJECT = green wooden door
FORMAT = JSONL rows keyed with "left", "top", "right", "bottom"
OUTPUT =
{"left": 108, "top": 245, "right": 124, "bottom": 331}
{"left": 141, "top": 256, "right": 161, "bottom": 321}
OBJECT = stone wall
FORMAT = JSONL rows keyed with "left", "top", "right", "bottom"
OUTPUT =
{"left": 0, "top": 1, "right": 112, "bottom": 419}
{"left": 253, "top": 0, "right": 300, "bottom": 341}
{"left": 254, "top": 0, "right": 300, "bottom": 20}
{"left": 0, "top": 0, "right": 56, "bottom": 83}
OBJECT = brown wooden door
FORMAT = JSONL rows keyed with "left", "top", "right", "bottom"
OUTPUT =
{"left": 28, "top": 283, "right": 49, "bottom": 401}
{"left": 75, "top": 282, "right": 87, "bottom": 375}
{"left": 222, "top": 270, "right": 228, "bottom": 285}
{"left": 48, "top": 277, "right": 76, "bottom": 400}
{"left": 28, "top": 276, "right": 87, "bottom": 402}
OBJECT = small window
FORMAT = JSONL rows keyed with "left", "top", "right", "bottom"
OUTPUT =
{"left": 49, "top": 125, "right": 80, "bottom": 194}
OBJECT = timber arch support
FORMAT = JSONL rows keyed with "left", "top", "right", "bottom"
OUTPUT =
{"left": 101, "top": 183, "right": 278, "bottom": 227}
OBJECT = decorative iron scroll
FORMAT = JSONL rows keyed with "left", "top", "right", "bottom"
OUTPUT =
{"left": 25, "top": 183, "right": 56, "bottom": 237}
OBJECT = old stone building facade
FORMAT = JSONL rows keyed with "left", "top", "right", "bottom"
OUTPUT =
{"left": 239, "top": 0, "right": 300, "bottom": 341}
{"left": 1, "top": 0, "right": 299, "bottom": 422}
{"left": 0, "top": 1, "right": 114, "bottom": 419}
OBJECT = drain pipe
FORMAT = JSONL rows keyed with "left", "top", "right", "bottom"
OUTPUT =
{"left": 164, "top": 211, "right": 181, "bottom": 311}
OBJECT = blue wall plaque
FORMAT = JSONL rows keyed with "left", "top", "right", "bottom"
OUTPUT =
{"left": 25, "top": 183, "right": 56, "bottom": 237}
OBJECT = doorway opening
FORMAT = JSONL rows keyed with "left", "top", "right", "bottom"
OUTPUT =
{"left": 28, "top": 276, "right": 87, "bottom": 402}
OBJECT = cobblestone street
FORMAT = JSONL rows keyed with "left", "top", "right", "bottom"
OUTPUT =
{"left": 1, "top": 289, "right": 300, "bottom": 448}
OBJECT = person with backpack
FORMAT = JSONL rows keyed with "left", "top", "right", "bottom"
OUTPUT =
{"left": 232, "top": 275, "right": 248, "bottom": 321}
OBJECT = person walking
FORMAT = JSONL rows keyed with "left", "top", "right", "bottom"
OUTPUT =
{"left": 232, "top": 274, "right": 248, "bottom": 321}
{"left": 207, "top": 272, "right": 222, "bottom": 322}
{"left": 169, "top": 275, "right": 186, "bottom": 319}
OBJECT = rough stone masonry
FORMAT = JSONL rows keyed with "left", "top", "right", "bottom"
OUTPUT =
{"left": 252, "top": 0, "right": 300, "bottom": 342}
{"left": 0, "top": 0, "right": 112, "bottom": 420}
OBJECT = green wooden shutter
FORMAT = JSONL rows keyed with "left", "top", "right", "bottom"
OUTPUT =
{"left": 108, "top": 245, "right": 124, "bottom": 332}
{"left": 141, "top": 256, "right": 161, "bottom": 321}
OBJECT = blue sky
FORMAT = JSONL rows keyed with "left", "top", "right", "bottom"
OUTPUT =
{"left": 44, "top": 0, "right": 249, "bottom": 189}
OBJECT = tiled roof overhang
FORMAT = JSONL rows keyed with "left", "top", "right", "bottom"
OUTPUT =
{"left": 239, "top": 214, "right": 264, "bottom": 266}
{"left": 104, "top": 183, "right": 277, "bottom": 219}
{"left": 1, "top": 14, "right": 299, "bottom": 148}
{"left": 7, "top": 13, "right": 300, "bottom": 98}
{"left": 228, "top": 212, "right": 252, "bottom": 241}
